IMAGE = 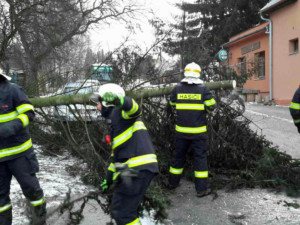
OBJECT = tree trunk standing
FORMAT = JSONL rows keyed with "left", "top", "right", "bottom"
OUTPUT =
{"left": 30, "top": 80, "right": 236, "bottom": 108}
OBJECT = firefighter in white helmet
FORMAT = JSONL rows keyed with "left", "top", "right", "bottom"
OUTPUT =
{"left": 90, "top": 83, "right": 159, "bottom": 225}
{"left": 168, "top": 62, "right": 216, "bottom": 197}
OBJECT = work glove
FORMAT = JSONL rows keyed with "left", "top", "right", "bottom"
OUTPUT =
{"left": 102, "top": 92, "right": 124, "bottom": 107}
{"left": 100, "top": 171, "right": 113, "bottom": 193}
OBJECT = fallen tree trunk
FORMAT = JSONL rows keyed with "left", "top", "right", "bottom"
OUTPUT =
{"left": 30, "top": 80, "right": 236, "bottom": 108}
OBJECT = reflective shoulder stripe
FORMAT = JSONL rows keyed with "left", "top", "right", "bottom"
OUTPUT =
{"left": 112, "top": 121, "right": 147, "bottom": 149}
{"left": 122, "top": 99, "right": 139, "bottom": 119}
{"left": 108, "top": 163, "right": 116, "bottom": 172}
{"left": 175, "top": 125, "right": 207, "bottom": 133}
{"left": 16, "top": 104, "right": 34, "bottom": 114}
{"left": 0, "top": 111, "right": 18, "bottom": 123}
{"left": 0, "top": 139, "right": 33, "bottom": 159}
{"left": 127, "top": 218, "right": 141, "bottom": 225}
{"left": 290, "top": 102, "right": 300, "bottom": 110}
{"left": 17, "top": 114, "right": 29, "bottom": 127}
{"left": 30, "top": 196, "right": 46, "bottom": 207}
{"left": 176, "top": 103, "right": 204, "bottom": 110}
{"left": 169, "top": 166, "right": 184, "bottom": 175}
{"left": 194, "top": 171, "right": 208, "bottom": 178}
{"left": 204, "top": 98, "right": 216, "bottom": 106}
{"left": 169, "top": 100, "right": 176, "bottom": 106}
{"left": 0, "top": 203, "right": 12, "bottom": 213}
{"left": 126, "top": 154, "right": 157, "bottom": 168}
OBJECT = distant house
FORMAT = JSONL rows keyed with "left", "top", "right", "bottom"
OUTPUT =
{"left": 222, "top": 0, "right": 300, "bottom": 105}
{"left": 222, "top": 23, "right": 270, "bottom": 103}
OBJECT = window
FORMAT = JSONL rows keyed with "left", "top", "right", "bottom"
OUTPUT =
{"left": 289, "top": 38, "right": 298, "bottom": 55}
{"left": 238, "top": 57, "right": 246, "bottom": 75}
{"left": 255, "top": 51, "right": 265, "bottom": 79}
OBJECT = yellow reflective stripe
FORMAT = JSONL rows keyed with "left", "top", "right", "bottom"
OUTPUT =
{"left": 290, "top": 102, "right": 300, "bottom": 110}
{"left": 0, "top": 111, "right": 18, "bottom": 123}
{"left": 175, "top": 125, "right": 207, "bottom": 133}
{"left": 108, "top": 163, "right": 116, "bottom": 172}
{"left": 16, "top": 104, "right": 34, "bottom": 114}
{"left": 185, "top": 68, "right": 200, "bottom": 73}
{"left": 112, "top": 121, "right": 147, "bottom": 149}
{"left": 169, "top": 101, "right": 176, "bottom": 106}
{"left": 30, "top": 196, "right": 45, "bottom": 207}
{"left": 204, "top": 98, "right": 216, "bottom": 106}
{"left": 0, "top": 139, "right": 32, "bottom": 158}
{"left": 176, "top": 103, "right": 204, "bottom": 110}
{"left": 126, "top": 154, "right": 157, "bottom": 168}
{"left": 113, "top": 172, "right": 120, "bottom": 180}
{"left": 195, "top": 171, "right": 208, "bottom": 178}
{"left": 122, "top": 100, "right": 139, "bottom": 119}
{"left": 127, "top": 218, "right": 141, "bottom": 225}
{"left": 294, "top": 119, "right": 300, "bottom": 124}
{"left": 17, "top": 114, "right": 29, "bottom": 127}
{"left": 169, "top": 167, "right": 183, "bottom": 175}
{"left": 0, "top": 203, "right": 12, "bottom": 213}
{"left": 127, "top": 99, "right": 138, "bottom": 115}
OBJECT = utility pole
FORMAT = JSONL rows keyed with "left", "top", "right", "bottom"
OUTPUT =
{"left": 180, "top": 0, "right": 186, "bottom": 78}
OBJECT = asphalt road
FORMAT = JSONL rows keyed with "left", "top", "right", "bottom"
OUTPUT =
{"left": 166, "top": 103, "right": 300, "bottom": 225}
{"left": 244, "top": 103, "right": 300, "bottom": 159}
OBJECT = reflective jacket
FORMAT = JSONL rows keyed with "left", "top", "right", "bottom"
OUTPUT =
{"left": 0, "top": 81, "right": 34, "bottom": 162}
{"left": 105, "top": 97, "right": 159, "bottom": 178}
{"left": 290, "top": 87, "right": 300, "bottom": 130}
{"left": 170, "top": 82, "right": 216, "bottom": 139}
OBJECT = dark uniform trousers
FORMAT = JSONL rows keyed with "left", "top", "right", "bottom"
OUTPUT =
{"left": 111, "top": 170, "right": 155, "bottom": 225}
{"left": 169, "top": 135, "right": 208, "bottom": 192}
{"left": 0, "top": 152, "right": 45, "bottom": 225}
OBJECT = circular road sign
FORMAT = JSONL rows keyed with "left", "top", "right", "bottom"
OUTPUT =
{"left": 218, "top": 49, "right": 228, "bottom": 62}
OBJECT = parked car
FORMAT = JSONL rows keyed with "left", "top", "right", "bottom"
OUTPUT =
{"left": 53, "top": 79, "right": 101, "bottom": 122}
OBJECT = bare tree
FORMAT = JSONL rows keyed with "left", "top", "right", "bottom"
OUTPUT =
{"left": 2, "top": 0, "right": 141, "bottom": 94}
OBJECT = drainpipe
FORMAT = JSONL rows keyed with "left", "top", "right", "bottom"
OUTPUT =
{"left": 260, "top": 13, "right": 273, "bottom": 103}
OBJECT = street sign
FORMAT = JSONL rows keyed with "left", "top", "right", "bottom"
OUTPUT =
{"left": 218, "top": 49, "right": 228, "bottom": 62}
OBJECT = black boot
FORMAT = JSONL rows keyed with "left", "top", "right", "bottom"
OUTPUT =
{"left": 0, "top": 208, "right": 12, "bottom": 225}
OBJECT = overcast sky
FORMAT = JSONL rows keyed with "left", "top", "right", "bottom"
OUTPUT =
{"left": 89, "top": 0, "right": 182, "bottom": 52}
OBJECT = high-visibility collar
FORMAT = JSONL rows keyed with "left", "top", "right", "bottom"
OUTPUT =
{"left": 290, "top": 102, "right": 300, "bottom": 110}
{"left": 175, "top": 125, "right": 207, "bottom": 133}
{"left": 176, "top": 103, "right": 204, "bottom": 110}
{"left": 112, "top": 121, "right": 147, "bottom": 149}
{"left": 0, "top": 139, "right": 33, "bottom": 159}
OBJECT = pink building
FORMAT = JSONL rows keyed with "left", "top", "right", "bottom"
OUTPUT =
{"left": 223, "top": 0, "right": 300, "bottom": 105}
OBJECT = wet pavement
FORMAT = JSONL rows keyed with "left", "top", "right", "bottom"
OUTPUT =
{"left": 166, "top": 179, "right": 300, "bottom": 225}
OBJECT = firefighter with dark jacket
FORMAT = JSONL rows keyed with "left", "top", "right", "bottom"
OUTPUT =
{"left": 0, "top": 69, "right": 46, "bottom": 225}
{"left": 290, "top": 85, "right": 300, "bottom": 133}
{"left": 168, "top": 62, "right": 216, "bottom": 198}
{"left": 90, "top": 83, "right": 159, "bottom": 225}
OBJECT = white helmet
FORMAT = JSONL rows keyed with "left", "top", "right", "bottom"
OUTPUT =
{"left": 97, "top": 83, "right": 125, "bottom": 107}
{"left": 0, "top": 67, "right": 11, "bottom": 80}
{"left": 184, "top": 62, "right": 201, "bottom": 78}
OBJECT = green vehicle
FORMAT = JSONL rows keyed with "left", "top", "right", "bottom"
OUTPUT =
{"left": 91, "top": 63, "right": 113, "bottom": 83}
